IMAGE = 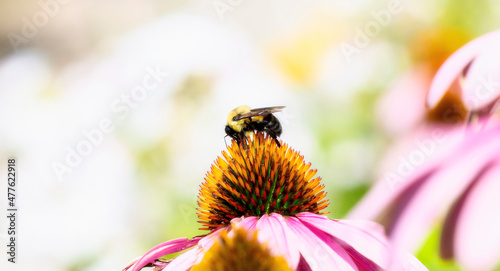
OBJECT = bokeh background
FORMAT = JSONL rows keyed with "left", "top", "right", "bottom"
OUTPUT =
{"left": 0, "top": 0, "right": 499, "bottom": 270}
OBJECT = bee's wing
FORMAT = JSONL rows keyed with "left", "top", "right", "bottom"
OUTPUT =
{"left": 234, "top": 106, "right": 286, "bottom": 120}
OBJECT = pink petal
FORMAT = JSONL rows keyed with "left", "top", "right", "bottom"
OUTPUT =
{"left": 462, "top": 36, "right": 500, "bottom": 111}
{"left": 197, "top": 229, "right": 224, "bottom": 253}
{"left": 390, "top": 126, "right": 500, "bottom": 252}
{"left": 297, "top": 255, "right": 313, "bottom": 271}
{"left": 123, "top": 256, "right": 141, "bottom": 271}
{"left": 232, "top": 216, "right": 258, "bottom": 232}
{"left": 427, "top": 29, "right": 500, "bottom": 109}
{"left": 350, "top": 123, "right": 500, "bottom": 252}
{"left": 376, "top": 67, "right": 430, "bottom": 135}
{"left": 348, "top": 125, "right": 465, "bottom": 221}
{"left": 455, "top": 162, "right": 500, "bottom": 270}
{"left": 297, "top": 214, "right": 429, "bottom": 270}
{"left": 297, "top": 213, "right": 388, "bottom": 268}
{"left": 254, "top": 214, "right": 300, "bottom": 269}
{"left": 305, "top": 221, "right": 382, "bottom": 270}
{"left": 439, "top": 162, "right": 496, "bottom": 260}
{"left": 164, "top": 246, "right": 202, "bottom": 271}
{"left": 285, "top": 216, "right": 358, "bottom": 271}
{"left": 166, "top": 229, "right": 224, "bottom": 270}
{"left": 130, "top": 237, "right": 201, "bottom": 271}
{"left": 347, "top": 171, "right": 427, "bottom": 223}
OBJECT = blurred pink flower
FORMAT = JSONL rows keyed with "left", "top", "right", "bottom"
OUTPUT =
{"left": 124, "top": 134, "right": 427, "bottom": 270}
{"left": 376, "top": 26, "right": 473, "bottom": 135}
{"left": 427, "top": 29, "right": 500, "bottom": 115}
{"left": 351, "top": 30, "right": 500, "bottom": 270}
{"left": 376, "top": 67, "right": 430, "bottom": 135}
{"left": 349, "top": 120, "right": 500, "bottom": 270}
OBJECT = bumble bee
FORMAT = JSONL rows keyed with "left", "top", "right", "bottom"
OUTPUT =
{"left": 225, "top": 105, "right": 285, "bottom": 147}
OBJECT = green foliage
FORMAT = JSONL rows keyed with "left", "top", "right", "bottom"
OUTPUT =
{"left": 417, "top": 225, "right": 462, "bottom": 271}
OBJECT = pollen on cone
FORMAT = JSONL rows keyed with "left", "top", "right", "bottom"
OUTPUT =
{"left": 197, "top": 132, "right": 329, "bottom": 231}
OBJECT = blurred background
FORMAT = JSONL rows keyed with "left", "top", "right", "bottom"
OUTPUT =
{"left": 0, "top": 0, "right": 499, "bottom": 270}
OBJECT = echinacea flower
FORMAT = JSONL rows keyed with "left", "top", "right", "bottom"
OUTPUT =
{"left": 349, "top": 120, "right": 500, "bottom": 271}
{"left": 125, "top": 132, "right": 427, "bottom": 271}
{"left": 377, "top": 26, "right": 473, "bottom": 135}
{"left": 427, "top": 29, "right": 500, "bottom": 116}
{"left": 350, "top": 30, "right": 500, "bottom": 270}
{"left": 351, "top": 30, "right": 500, "bottom": 270}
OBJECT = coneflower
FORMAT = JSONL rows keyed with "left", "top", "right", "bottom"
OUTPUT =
{"left": 198, "top": 132, "right": 328, "bottom": 231}
{"left": 349, "top": 119, "right": 500, "bottom": 271}
{"left": 350, "top": 29, "right": 500, "bottom": 270}
{"left": 124, "top": 132, "right": 426, "bottom": 271}
{"left": 427, "top": 29, "right": 500, "bottom": 117}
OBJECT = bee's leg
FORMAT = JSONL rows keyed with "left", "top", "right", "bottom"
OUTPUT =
{"left": 263, "top": 127, "right": 281, "bottom": 148}
{"left": 273, "top": 137, "right": 281, "bottom": 148}
{"left": 267, "top": 131, "right": 281, "bottom": 147}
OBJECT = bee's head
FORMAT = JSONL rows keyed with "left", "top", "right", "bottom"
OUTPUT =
{"left": 225, "top": 125, "right": 238, "bottom": 138}
{"left": 224, "top": 125, "right": 240, "bottom": 147}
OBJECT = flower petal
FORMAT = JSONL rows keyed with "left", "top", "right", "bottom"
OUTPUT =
{"left": 254, "top": 214, "right": 301, "bottom": 269}
{"left": 233, "top": 216, "right": 258, "bottom": 232}
{"left": 454, "top": 162, "right": 500, "bottom": 271}
{"left": 123, "top": 256, "right": 141, "bottom": 271}
{"left": 298, "top": 214, "right": 428, "bottom": 270}
{"left": 376, "top": 67, "right": 430, "bottom": 134}
{"left": 297, "top": 213, "right": 387, "bottom": 269}
{"left": 439, "top": 162, "right": 496, "bottom": 260}
{"left": 462, "top": 35, "right": 500, "bottom": 111}
{"left": 427, "top": 30, "right": 500, "bottom": 109}
{"left": 350, "top": 123, "right": 500, "bottom": 253}
{"left": 165, "top": 229, "right": 223, "bottom": 271}
{"left": 389, "top": 125, "right": 500, "bottom": 252}
{"left": 305, "top": 221, "right": 382, "bottom": 270}
{"left": 297, "top": 255, "right": 313, "bottom": 271}
{"left": 130, "top": 237, "right": 201, "bottom": 271}
{"left": 163, "top": 246, "right": 202, "bottom": 271}
{"left": 285, "top": 216, "right": 358, "bottom": 271}
{"left": 348, "top": 125, "right": 465, "bottom": 222}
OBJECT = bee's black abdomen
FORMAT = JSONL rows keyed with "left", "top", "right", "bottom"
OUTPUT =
{"left": 266, "top": 115, "right": 282, "bottom": 136}
{"left": 251, "top": 114, "right": 282, "bottom": 147}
